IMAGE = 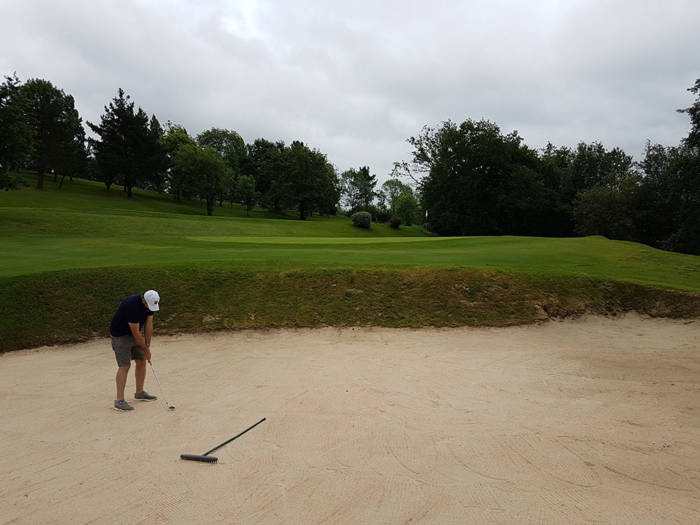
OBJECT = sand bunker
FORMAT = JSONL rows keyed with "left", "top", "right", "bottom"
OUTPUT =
{"left": 2, "top": 315, "right": 699, "bottom": 524}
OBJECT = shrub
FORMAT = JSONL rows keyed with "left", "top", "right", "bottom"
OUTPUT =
{"left": 347, "top": 205, "right": 388, "bottom": 222}
{"left": 372, "top": 206, "right": 391, "bottom": 223}
{"left": 390, "top": 216, "right": 402, "bottom": 229}
{"left": 0, "top": 170, "right": 24, "bottom": 190}
{"left": 351, "top": 211, "right": 371, "bottom": 229}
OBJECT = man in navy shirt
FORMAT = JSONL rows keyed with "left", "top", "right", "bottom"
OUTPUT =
{"left": 110, "top": 290, "right": 160, "bottom": 411}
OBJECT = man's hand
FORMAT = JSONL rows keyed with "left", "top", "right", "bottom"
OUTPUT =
{"left": 129, "top": 322, "right": 152, "bottom": 361}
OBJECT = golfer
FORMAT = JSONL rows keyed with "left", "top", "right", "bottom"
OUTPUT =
{"left": 110, "top": 290, "right": 160, "bottom": 411}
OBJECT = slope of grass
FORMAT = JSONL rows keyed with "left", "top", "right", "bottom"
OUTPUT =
{"left": 1, "top": 172, "right": 699, "bottom": 351}
{"left": 2, "top": 266, "right": 698, "bottom": 352}
{"left": 0, "top": 206, "right": 427, "bottom": 238}
{"left": 2, "top": 172, "right": 300, "bottom": 218}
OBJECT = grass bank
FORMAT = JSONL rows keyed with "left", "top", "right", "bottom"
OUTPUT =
{"left": 1, "top": 173, "right": 699, "bottom": 351}
{"left": 2, "top": 266, "right": 698, "bottom": 352}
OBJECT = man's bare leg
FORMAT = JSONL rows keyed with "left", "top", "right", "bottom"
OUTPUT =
{"left": 134, "top": 359, "right": 146, "bottom": 393}
{"left": 116, "top": 365, "right": 130, "bottom": 400}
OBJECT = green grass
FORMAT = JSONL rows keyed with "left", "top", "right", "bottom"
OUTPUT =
{"left": 1, "top": 172, "right": 699, "bottom": 351}
{"left": 1, "top": 215, "right": 698, "bottom": 292}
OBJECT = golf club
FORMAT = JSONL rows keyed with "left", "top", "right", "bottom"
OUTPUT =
{"left": 148, "top": 360, "right": 176, "bottom": 410}
{"left": 181, "top": 417, "right": 266, "bottom": 463}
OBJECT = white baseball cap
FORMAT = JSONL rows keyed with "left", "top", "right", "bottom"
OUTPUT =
{"left": 144, "top": 290, "right": 160, "bottom": 311}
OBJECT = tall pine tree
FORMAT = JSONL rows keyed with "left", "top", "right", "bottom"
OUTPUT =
{"left": 88, "top": 89, "right": 163, "bottom": 197}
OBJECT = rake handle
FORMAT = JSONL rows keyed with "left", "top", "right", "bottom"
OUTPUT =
{"left": 203, "top": 418, "right": 267, "bottom": 456}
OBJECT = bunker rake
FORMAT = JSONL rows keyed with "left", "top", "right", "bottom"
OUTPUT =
{"left": 181, "top": 418, "right": 266, "bottom": 463}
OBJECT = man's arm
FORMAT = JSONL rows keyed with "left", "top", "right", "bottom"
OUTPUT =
{"left": 129, "top": 322, "right": 152, "bottom": 361}
{"left": 144, "top": 316, "right": 153, "bottom": 349}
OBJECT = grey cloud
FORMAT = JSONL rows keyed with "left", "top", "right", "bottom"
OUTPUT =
{"left": 1, "top": 0, "right": 697, "bottom": 181}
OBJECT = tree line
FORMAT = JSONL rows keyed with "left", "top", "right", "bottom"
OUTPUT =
{"left": 395, "top": 79, "right": 700, "bottom": 255}
{"left": 0, "top": 77, "right": 344, "bottom": 219}
{"left": 1, "top": 73, "right": 698, "bottom": 253}
{"left": 0, "top": 74, "right": 421, "bottom": 223}
{"left": 87, "top": 89, "right": 344, "bottom": 218}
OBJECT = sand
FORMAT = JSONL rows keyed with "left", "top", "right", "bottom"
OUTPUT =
{"left": 1, "top": 314, "right": 699, "bottom": 524}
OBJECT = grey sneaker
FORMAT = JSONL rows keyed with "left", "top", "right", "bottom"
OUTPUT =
{"left": 114, "top": 399, "right": 134, "bottom": 411}
{"left": 135, "top": 391, "right": 157, "bottom": 401}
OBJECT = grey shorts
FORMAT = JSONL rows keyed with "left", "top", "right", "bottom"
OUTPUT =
{"left": 111, "top": 335, "right": 145, "bottom": 367}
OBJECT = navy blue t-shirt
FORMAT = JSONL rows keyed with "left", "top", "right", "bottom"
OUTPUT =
{"left": 110, "top": 294, "right": 153, "bottom": 337}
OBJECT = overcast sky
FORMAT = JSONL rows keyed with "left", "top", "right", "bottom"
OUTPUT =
{"left": 1, "top": 0, "right": 698, "bottom": 182}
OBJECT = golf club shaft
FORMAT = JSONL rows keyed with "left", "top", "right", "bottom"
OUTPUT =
{"left": 148, "top": 360, "right": 171, "bottom": 408}
{"left": 203, "top": 418, "right": 266, "bottom": 456}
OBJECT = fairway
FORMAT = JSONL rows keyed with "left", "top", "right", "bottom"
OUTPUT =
{"left": 0, "top": 208, "right": 698, "bottom": 290}
{"left": 2, "top": 230, "right": 699, "bottom": 291}
{"left": 1, "top": 176, "right": 699, "bottom": 290}
{"left": 2, "top": 316, "right": 699, "bottom": 524}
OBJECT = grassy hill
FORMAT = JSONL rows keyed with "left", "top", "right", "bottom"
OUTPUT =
{"left": 1, "top": 173, "right": 699, "bottom": 351}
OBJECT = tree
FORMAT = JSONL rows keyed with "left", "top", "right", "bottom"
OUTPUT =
{"left": 242, "top": 139, "right": 340, "bottom": 217}
{"left": 537, "top": 143, "right": 576, "bottom": 236}
{"left": 0, "top": 74, "right": 33, "bottom": 188}
{"left": 407, "top": 116, "right": 644, "bottom": 237}
{"left": 161, "top": 122, "right": 196, "bottom": 201}
{"left": 237, "top": 174, "right": 256, "bottom": 216}
{"left": 498, "top": 160, "right": 564, "bottom": 236}
{"left": 378, "top": 178, "right": 412, "bottom": 214}
{"left": 20, "top": 78, "right": 86, "bottom": 189}
{"left": 88, "top": 89, "right": 163, "bottom": 197}
{"left": 283, "top": 141, "right": 328, "bottom": 220}
{"left": 573, "top": 175, "right": 641, "bottom": 240}
{"left": 669, "top": 80, "right": 700, "bottom": 253}
{"left": 57, "top": 121, "right": 87, "bottom": 189}
{"left": 316, "top": 162, "right": 341, "bottom": 216}
{"left": 197, "top": 128, "right": 247, "bottom": 207}
{"left": 639, "top": 142, "right": 700, "bottom": 254}
{"left": 678, "top": 78, "right": 700, "bottom": 151}
{"left": 412, "top": 119, "right": 524, "bottom": 235}
{"left": 377, "top": 178, "right": 422, "bottom": 225}
{"left": 393, "top": 191, "right": 421, "bottom": 226}
{"left": 634, "top": 81, "right": 700, "bottom": 255}
{"left": 141, "top": 115, "right": 166, "bottom": 192}
{"left": 246, "top": 138, "right": 285, "bottom": 206}
{"left": 561, "top": 142, "right": 634, "bottom": 204}
{"left": 197, "top": 128, "right": 246, "bottom": 173}
{"left": 172, "top": 144, "right": 228, "bottom": 216}
{"left": 340, "top": 166, "right": 377, "bottom": 212}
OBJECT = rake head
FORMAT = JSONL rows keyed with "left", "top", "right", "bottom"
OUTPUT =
{"left": 180, "top": 454, "right": 217, "bottom": 463}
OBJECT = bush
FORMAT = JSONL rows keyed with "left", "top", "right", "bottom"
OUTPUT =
{"left": 390, "top": 216, "right": 402, "bottom": 229}
{"left": 373, "top": 206, "right": 391, "bottom": 223}
{"left": 0, "top": 170, "right": 24, "bottom": 190}
{"left": 347, "top": 205, "right": 389, "bottom": 223}
{"left": 351, "top": 211, "right": 371, "bottom": 229}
